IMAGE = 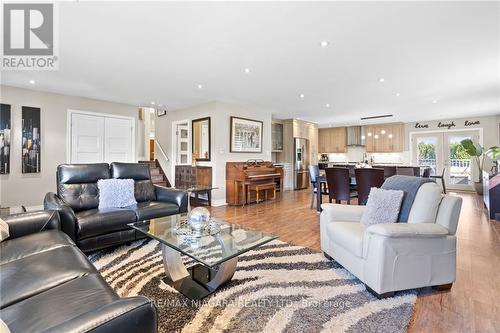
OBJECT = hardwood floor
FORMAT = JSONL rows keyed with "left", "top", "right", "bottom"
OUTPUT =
{"left": 209, "top": 189, "right": 500, "bottom": 333}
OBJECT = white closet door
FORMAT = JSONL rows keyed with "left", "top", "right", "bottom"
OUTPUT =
{"left": 104, "top": 117, "right": 133, "bottom": 163}
{"left": 71, "top": 113, "right": 105, "bottom": 163}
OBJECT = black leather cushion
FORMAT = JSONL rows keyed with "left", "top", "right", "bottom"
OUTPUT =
{"left": 57, "top": 163, "right": 110, "bottom": 212}
{"left": 134, "top": 180, "right": 157, "bottom": 202}
{"left": 110, "top": 162, "right": 150, "bottom": 180}
{"left": 128, "top": 201, "right": 180, "bottom": 221}
{"left": 0, "top": 245, "right": 97, "bottom": 309}
{"left": 3, "top": 210, "right": 60, "bottom": 240}
{"left": 1, "top": 274, "right": 119, "bottom": 333}
{"left": 0, "top": 230, "right": 74, "bottom": 265}
{"left": 77, "top": 229, "right": 142, "bottom": 253}
{"left": 75, "top": 208, "right": 137, "bottom": 239}
{"left": 111, "top": 163, "right": 156, "bottom": 202}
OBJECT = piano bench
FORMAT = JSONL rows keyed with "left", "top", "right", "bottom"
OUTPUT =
{"left": 247, "top": 183, "right": 277, "bottom": 204}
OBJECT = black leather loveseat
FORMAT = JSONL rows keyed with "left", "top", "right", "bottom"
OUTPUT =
{"left": 45, "top": 162, "right": 187, "bottom": 252}
{"left": 0, "top": 210, "right": 157, "bottom": 333}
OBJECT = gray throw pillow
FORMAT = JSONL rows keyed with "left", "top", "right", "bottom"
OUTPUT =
{"left": 97, "top": 179, "right": 137, "bottom": 209}
{"left": 0, "top": 217, "right": 9, "bottom": 242}
{"left": 361, "top": 187, "right": 404, "bottom": 226}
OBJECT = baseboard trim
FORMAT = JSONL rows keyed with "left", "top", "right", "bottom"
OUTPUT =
{"left": 211, "top": 199, "right": 228, "bottom": 207}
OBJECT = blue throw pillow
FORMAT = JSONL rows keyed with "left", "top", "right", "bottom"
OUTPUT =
{"left": 97, "top": 179, "right": 137, "bottom": 209}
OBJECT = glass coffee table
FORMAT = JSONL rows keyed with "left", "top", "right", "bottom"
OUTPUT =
{"left": 128, "top": 214, "right": 277, "bottom": 300}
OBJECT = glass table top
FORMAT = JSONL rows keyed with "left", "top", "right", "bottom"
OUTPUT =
{"left": 128, "top": 214, "right": 277, "bottom": 268}
{"left": 174, "top": 185, "right": 218, "bottom": 192}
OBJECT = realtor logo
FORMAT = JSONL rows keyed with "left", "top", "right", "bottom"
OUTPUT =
{"left": 2, "top": 3, "right": 58, "bottom": 70}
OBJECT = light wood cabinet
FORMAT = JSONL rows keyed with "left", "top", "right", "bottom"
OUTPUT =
{"left": 365, "top": 123, "right": 404, "bottom": 152}
{"left": 318, "top": 127, "right": 347, "bottom": 153}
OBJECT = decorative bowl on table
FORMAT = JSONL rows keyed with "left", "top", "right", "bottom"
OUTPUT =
{"left": 188, "top": 207, "right": 211, "bottom": 232}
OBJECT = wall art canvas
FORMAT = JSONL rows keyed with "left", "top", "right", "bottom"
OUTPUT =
{"left": 22, "top": 106, "right": 41, "bottom": 173}
{"left": 230, "top": 116, "right": 263, "bottom": 153}
{"left": 0, "top": 104, "right": 11, "bottom": 174}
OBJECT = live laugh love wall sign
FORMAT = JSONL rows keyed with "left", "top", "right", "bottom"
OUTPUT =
{"left": 414, "top": 119, "right": 481, "bottom": 130}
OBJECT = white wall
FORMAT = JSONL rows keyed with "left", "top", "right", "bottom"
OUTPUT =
{"left": 155, "top": 101, "right": 272, "bottom": 205}
{"left": 0, "top": 85, "right": 140, "bottom": 207}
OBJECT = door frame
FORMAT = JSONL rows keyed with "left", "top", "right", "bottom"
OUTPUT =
{"left": 171, "top": 119, "right": 191, "bottom": 178}
{"left": 409, "top": 128, "right": 483, "bottom": 191}
{"left": 67, "top": 109, "right": 136, "bottom": 163}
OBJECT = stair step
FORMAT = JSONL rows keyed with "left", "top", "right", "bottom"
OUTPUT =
{"left": 154, "top": 181, "right": 168, "bottom": 187}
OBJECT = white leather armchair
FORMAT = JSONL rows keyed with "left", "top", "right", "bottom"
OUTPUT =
{"left": 320, "top": 183, "right": 462, "bottom": 298}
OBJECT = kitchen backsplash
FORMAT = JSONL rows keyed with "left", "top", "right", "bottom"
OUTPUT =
{"left": 326, "top": 147, "right": 410, "bottom": 164}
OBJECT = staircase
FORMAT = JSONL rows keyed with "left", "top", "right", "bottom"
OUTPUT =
{"left": 139, "top": 160, "right": 171, "bottom": 187}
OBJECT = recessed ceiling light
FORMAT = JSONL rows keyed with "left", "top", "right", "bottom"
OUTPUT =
{"left": 197, "top": 84, "right": 203, "bottom": 89}
{"left": 325, "top": 103, "right": 330, "bottom": 108}
{"left": 151, "top": 101, "right": 156, "bottom": 105}
{"left": 379, "top": 78, "right": 385, "bottom": 83}
{"left": 432, "top": 100, "right": 438, "bottom": 104}
{"left": 388, "top": 134, "right": 393, "bottom": 139}
{"left": 320, "top": 41, "right": 329, "bottom": 48}
{"left": 29, "top": 79, "right": 35, "bottom": 84}
{"left": 299, "top": 93, "right": 305, "bottom": 99}
{"left": 374, "top": 134, "right": 379, "bottom": 139}
{"left": 244, "top": 68, "right": 251, "bottom": 74}
{"left": 395, "top": 93, "right": 400, "bottom": 97}
{"left": 381, "top": 129, "right": 386, "bottom": 135}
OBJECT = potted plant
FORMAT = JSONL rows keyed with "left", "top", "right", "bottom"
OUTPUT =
{"left": 460, "top": 139, "right": 499, "bottom": 195}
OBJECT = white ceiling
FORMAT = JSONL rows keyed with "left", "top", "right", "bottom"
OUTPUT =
{"left": 2, "top": 1, "right": 499, "bottom": 126}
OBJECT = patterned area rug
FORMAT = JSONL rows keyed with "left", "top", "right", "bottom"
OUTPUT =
{"left": 88, "top": 239, "right": 416, "bottom": 333}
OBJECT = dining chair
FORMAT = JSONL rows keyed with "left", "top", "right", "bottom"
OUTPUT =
{"left": 422, "top": 167, "right": 433, "bottom": 178}
{"left": 308, "top": 165, "right": 328, "bottom": 209}
{"left": 354, "top": 168, "right": 385, "bottom": 205}
{"left": 430, "top": 167, "right": 447, "bottom": 194}
{"left": 396, "top": 166, "right": 415, "bottom": 176}
{"left": 325, "top": 167, "right": 357, "bottom": 205}
{"left": 382, "top": 166, "right": 396, "bottom": 179}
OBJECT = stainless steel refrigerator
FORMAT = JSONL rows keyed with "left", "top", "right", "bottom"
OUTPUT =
{"left": 294, "top": 138, "right": 310, "bottom": 190}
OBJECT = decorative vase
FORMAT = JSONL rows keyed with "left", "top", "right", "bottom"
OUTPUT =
{"left": 188, "top": 207, "right": 210, "bottom": 232}
{"left": 474, "top": 181, "right": 483, "bottom": 195}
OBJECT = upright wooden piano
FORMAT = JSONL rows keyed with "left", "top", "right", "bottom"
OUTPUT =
{"left": 226, "top": 160, "right": 284, "bottom": 205}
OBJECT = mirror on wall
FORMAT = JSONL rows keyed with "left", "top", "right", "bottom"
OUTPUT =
{"left": 192, "top": 117, "right": 211, "bottom": 161}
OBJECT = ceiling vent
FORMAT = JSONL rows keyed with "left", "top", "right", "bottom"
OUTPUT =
{"left": 360, "top": 114, "right": 393, "bottom": 120}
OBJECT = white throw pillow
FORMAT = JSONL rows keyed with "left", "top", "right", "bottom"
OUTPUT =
{"left": 0, "top": 217, "right": 9, "bottom": 242}
{"left": 97, "top": 179, "right": 137, "bottom": 209}
{"left": 0, "top": 318, "right": 11, "bottom": 333}
{"left": 407, "top": 182, "right": 443, "bottom": 223}
{"left": 360, "top": 187, "right": 404, "bottom": 226}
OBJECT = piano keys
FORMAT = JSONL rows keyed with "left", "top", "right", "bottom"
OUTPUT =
{"left": 226, "top": 160, "right": 284, "bottom": 205}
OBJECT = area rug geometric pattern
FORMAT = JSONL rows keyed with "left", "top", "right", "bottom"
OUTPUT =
{"left": 88, "top": 239, "right": 416, "bottom": 333}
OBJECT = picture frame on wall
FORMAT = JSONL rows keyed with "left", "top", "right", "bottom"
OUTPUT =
{"left": 230, "top": 116, "right": 263, "bottom": 153}
{"left": 0, "top": 104, "right": 11, "bottom": 174}
{"left": 22, "top": 106, "right": 41, "bottom": 173}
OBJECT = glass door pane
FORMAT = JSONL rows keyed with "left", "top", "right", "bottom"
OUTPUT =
{"left": 413, "top": 135, "right": 441, "bottom": 176}
{"left": 445, "top": 132, "right": 476, "bottom": 190}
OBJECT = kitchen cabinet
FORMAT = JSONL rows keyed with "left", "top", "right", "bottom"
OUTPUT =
{"left": 318, "top": 127, "right": 347, "bottom": 153}
{"left": 365, "top": 123, "right": 404, "bottom": 152}
{"left": 272, "top": 122, "right": 284, "bottom": 152}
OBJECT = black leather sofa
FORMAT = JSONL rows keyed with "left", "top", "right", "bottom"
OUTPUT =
{"left": 0, "top": 210, "right": 157, "bottom": 333}
{"left": 45, "top": 162, "right": 188, "bottom": 252}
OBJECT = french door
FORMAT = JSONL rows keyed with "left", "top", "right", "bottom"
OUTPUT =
{"left": 411, "top": 130, "right": 480, "bottom": 191}
{"left": 69, "top": 111, "right": 135, "bottom": 163}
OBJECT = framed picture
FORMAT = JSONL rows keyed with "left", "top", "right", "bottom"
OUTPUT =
{"left": 156, "top": 108, "right": 167, "bottom": 117}
{"left": 22, "top": 106, "right": 41, "bottom": 173}
{"left": 0, "top": 104, "right": 11, "bottom": 174}
{"left": 230, "top": 116, "right": 263, "bottom": 153}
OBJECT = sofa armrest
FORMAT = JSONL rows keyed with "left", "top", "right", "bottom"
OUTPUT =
{"left": 3, "top": 210, "right": 60, "bottom": 239}
{"left": 46, "top": 296, "right": 157, "bottom": 333}
{"left": 365, "top": 223, "right": 449, "bottom": 239}
{"left": 44, "top": 192, "right": 78, "bottom": 241}
{"left": 320, "top": 203, "right": 366, "bottom": 223}
{"left": 154, "top": 185, "right": 188, "bottom": 213}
